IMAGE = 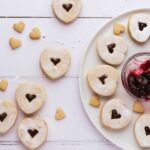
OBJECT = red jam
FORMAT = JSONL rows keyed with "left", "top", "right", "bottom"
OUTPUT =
{"left": 127, "top": 59, "right": 150, "bottom": 99}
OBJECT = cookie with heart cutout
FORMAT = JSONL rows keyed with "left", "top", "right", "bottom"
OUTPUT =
{"left": 128, "top": 13, "right": 150, "bottom": 43}
{"left": 40, "top": 47, "right": 71, "bottom": 80}
{"left": 0, "top": 100, "right": 17, "bottom": 134}
{"left": 100, "top": 99, "right": 132, "bottom": 130}
{"left": 134, "top": 114, "right": 150, "bottom": 148}
{"left": 52, "top": 0, "right": 82, "bottom": 23}
{"left": 15, "top": 82, "right": 46, "bottom": 115}
{"left": 87, "top": 65, "right": 119, "bottom": 96}
{"left": 18, "top": 116, "right": 48, "bottom": 150}
{"left": 97, "top": 35, "right": 128, "bottom": 65}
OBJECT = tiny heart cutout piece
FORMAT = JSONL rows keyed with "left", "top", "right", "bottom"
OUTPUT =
{"left": 0, "top": 112, "right": 7, "bottom": 122}
{"left": 62, "top": 3, "right": 73, "bottom": 12}
{"left": 13, "top": 21, "right": 25, "bottom": 33}
{"left": 28, "top": 129, "right": 39, "bottom": 138}
{"left": 111, "top": 109, "right": 121, "bottom": 119}
{"left": 55, "top": 108, "right": 66, "bottom": 120}
{"left": 26, "top": 94, "right": 36, "bottom": 103}
{"left": 50, "top": 58, "right": 61, "bottom": 65}
{"left": 29, "top": 27, "right": 41, "bottom": 40}
{"left": 113, "top": 22, "right": 125, "bottom": 35}
{"left": 145, "top": 126, "right": 150, "bottom": 136}
{"left": 9, "top": 37, "right": 22, "bottom": 49}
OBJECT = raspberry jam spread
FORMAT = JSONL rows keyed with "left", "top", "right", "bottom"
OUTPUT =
{"left": 127, "top": 59, "right": 150, "bottom": 99}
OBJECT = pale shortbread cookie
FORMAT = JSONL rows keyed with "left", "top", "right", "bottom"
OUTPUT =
{"left": 113, "top": 22, "right": 125, "bottom": 35}
{"left": 0, "top": 100, "right": 17, "bottom": 134}
{"left": 87, "top": 65, "right": 119, "bottom": 96}
{"left": 15, "top": 82, "right": 46, "bottom": 115}
{"left": 100, "top": 99, "right": 132, "bottom": 130}
{"left": 40, "top": 47, "right": 71, "bottom": 80}
{"left": 97, "top": 35, "right": 128, "bottom": 65}
{"left": 52, "top": 0, "right": 82, "bottom": 23}
{"left": 135, "top": 114, "right": 150, "bottom": 148}
{"left": 128, "top": 13, "right": 150, "bottom": 43}
{"left": 18, "top": 116, "right": 48, "bottom": 150}
{"left": 13, "top": 21, "right": 25, "bottom": 33}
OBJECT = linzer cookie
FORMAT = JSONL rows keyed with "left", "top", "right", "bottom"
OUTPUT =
{"left": 97, "top": 35, "right": 128, "bottom": 65}
{"left": 40, "top": 47, "right": 71, "bottom": 80}
{"left": 87, "top": 65, "right": 119, "bottom": 96}
{"left": 0, "top": 100, "right": 17, "bottom": 134}
{"left": 18, "top": 116, "right": 48, "bottom": 149}
{"left": 15, "top": 82, "right": 46, "bottom": 114}
{"left": 100, "top": 99, "right": 132, "bottom": 130}
{"left": 128, "top": 13, "right": 150, "bottom": 43}
{"left": 135, "top": 114, "right": 150, "bottom": 148}
{"left": 52, "top": 0, "right": 82, "bottom": 23}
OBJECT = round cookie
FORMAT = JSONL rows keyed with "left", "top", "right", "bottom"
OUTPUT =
{"left": 40, "top": 47, "right": 71, "bottom": 80}
{"left": 52, "top": 0, "right": 82, "bottom": 23}
{"left": 0, "top": 100, "right": 17, "bottom": 134}
{"left": 97, "top": 35, "right": 128, "bottom": 65}
{"left": 128, "top": 13, "right": 150, "bottom": 43}
{"left": 18, "top": 116, "right": 48, "bottom": 150}
{"left": 87, "top": 65, "right": 119, "bottom": 96}
{"left": 100, "top": 99, "right": 132, "bottom": 130}
{"left": 135, "top": 114, "right": 150, "bottom": 148}
{"left": 15, "top": 82, "right": 46, "bottom": 115}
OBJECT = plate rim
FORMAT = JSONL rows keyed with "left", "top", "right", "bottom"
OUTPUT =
{"left": 79, "top": 8, "right": 150, "bottom": 150}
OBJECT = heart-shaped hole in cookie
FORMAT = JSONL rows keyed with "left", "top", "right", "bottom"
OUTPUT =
{"left": 50, "top": 58, "right": 61, "bottom": 65}
{"left": 138, "top": 22, "right": 147, "bottom": 31}
{"left": 107, "top": 43, "right": 116, "bottom": 54}
{"left": 62, "top": 3, "right": 73, "bottom": 12}
{"left": 145, "top": 126, "right": 150, "bottom": 136}
{"left": 98, "top": 74, "right": 107, "bottom": 84}
{"left": 28, "top": 129, "right": 39, "bottom": 138}
{"left": 111, "top": 109, "right": 121, "bottom": 119}
{"left": 26, "top": 94, "right": 36, "bottom": 103}
{"left": 0, "top": 112, "right": 7, "bottom": 122}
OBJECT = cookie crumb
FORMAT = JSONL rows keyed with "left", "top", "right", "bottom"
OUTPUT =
{"left": 113, "top": 22, "right": 125, "bottom": 35}
{"left": 133, "top": 101, "right": 144, "bottom": 113}
{"left": 13, "top": 21, "right": 25, "bottom": 33}
{"left": 29, "top": 27, "right": 41, "bottom": 40}
{"left": 9, "top": 37, "right": 22, "bottom": 49}
{"left": 55, "top": 108, "right": 66, "bottom": 120}
{"left": 89, "top": 95, "right": 100, "bottom": 107}
{"left": 0, "top": 80, "right": 8, "bottom": 91}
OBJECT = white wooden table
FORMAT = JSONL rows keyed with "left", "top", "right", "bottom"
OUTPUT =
{"left": 0, "top": 0, "right": 150, "bottom": 149}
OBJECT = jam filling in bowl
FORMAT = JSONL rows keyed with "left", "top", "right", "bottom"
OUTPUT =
{"left": 121, "top": 52, "right": 150, "bottom": 100}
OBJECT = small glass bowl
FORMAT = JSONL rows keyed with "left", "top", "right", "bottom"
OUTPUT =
{"left": 121, "top": 52, "right": 150, "bottom": 101}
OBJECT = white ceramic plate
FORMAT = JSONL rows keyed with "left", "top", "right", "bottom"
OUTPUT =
{"left": 79, "top": 8, "right": 150, "bottom": 150}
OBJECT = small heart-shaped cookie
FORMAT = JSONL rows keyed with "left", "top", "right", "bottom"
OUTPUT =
{"left": 128, "top": 13, "right": 150, "bottom": 43}
{"left": 89, "top": 95, "right": 100, "bottom": 107}
{"left": 52, "top": 0, "right": 82, "bottom": 23}
{"left": 55, "top": 108, "right": 66, "bottom": 120}
{"left": 13, "top": 21, "right": 25, "bottom": 33}
{"left": 0, "top": 100, "right": 17, "bottom": 134}
{"left": 0, "top": 79, "right": 8, "bottom": 91}
{"left": 18, "top": 116, "right": 48, "bottom": 149}
{"left": 87, "top": 65, "right": 119, "bottom": 96}
{"left": 113, "top": 22, "right": 125, "bottom": 35}
{"left": 100, "top": 99, "right": 132, "bottom": 130}
{"left": 29, "top": 27, "right": 41, "bottom": 40}
{"left": 40, "top": 47, "right": 71, "bottom": 80}
{"left": 9, "top": 37, "right": 22, "bottom": 49}
{"left": 97, "top": 35, "right": 128, "bottom": 65}
{"left": 135, "top": 114, "right": 150, "bottom": 148}
{"left": 133, "top": 101, "right": 144, "bottom": 113}
{"left": 15, "top": 82, "right": 47, "bottom": 114}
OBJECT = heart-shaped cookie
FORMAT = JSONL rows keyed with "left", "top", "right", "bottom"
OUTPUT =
{"left": 0, "top": 100, "right": 17, "bottom": 134}
{"left": 18, "top": 116, "right": 48, "bottom": 149}
{"left": 29, "top": 27, "right": 41, "bottom": 40}
{"left": 13, "top": 21, "right": 25, "bottom": 33}
{"left": 52, "top": 0, "right": 82, "bottom": 23}
{"left": 97, "top": 35, "right": 128, "bottom": 65}
{"left": 100, "top": 99, "right": 132, "bottom": 130}
{"left": 15, "top": 82, "right": 47, "bottom": 114}
{"left": 55, "top": 108, "right": 66, "bottom": 120}
{"left": 128, "top": 13, "right": 150, "bottom": 43}
{"left": 40, "top": 47, "right": 71, "bottom": 80}
{"left": 113, "top": 22, "right": 125, "bottom": 35}
{"left": 9, "top": 37, "right": 22, "bottom": 49}
{"left": 89, "top": 95, "right": 100, "bottom": 108}
{"left": 87, "top": 65, "right": 119, "bottom": 96}
{"left": 135, "top": 114, "right": 150, "bottom": 148}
